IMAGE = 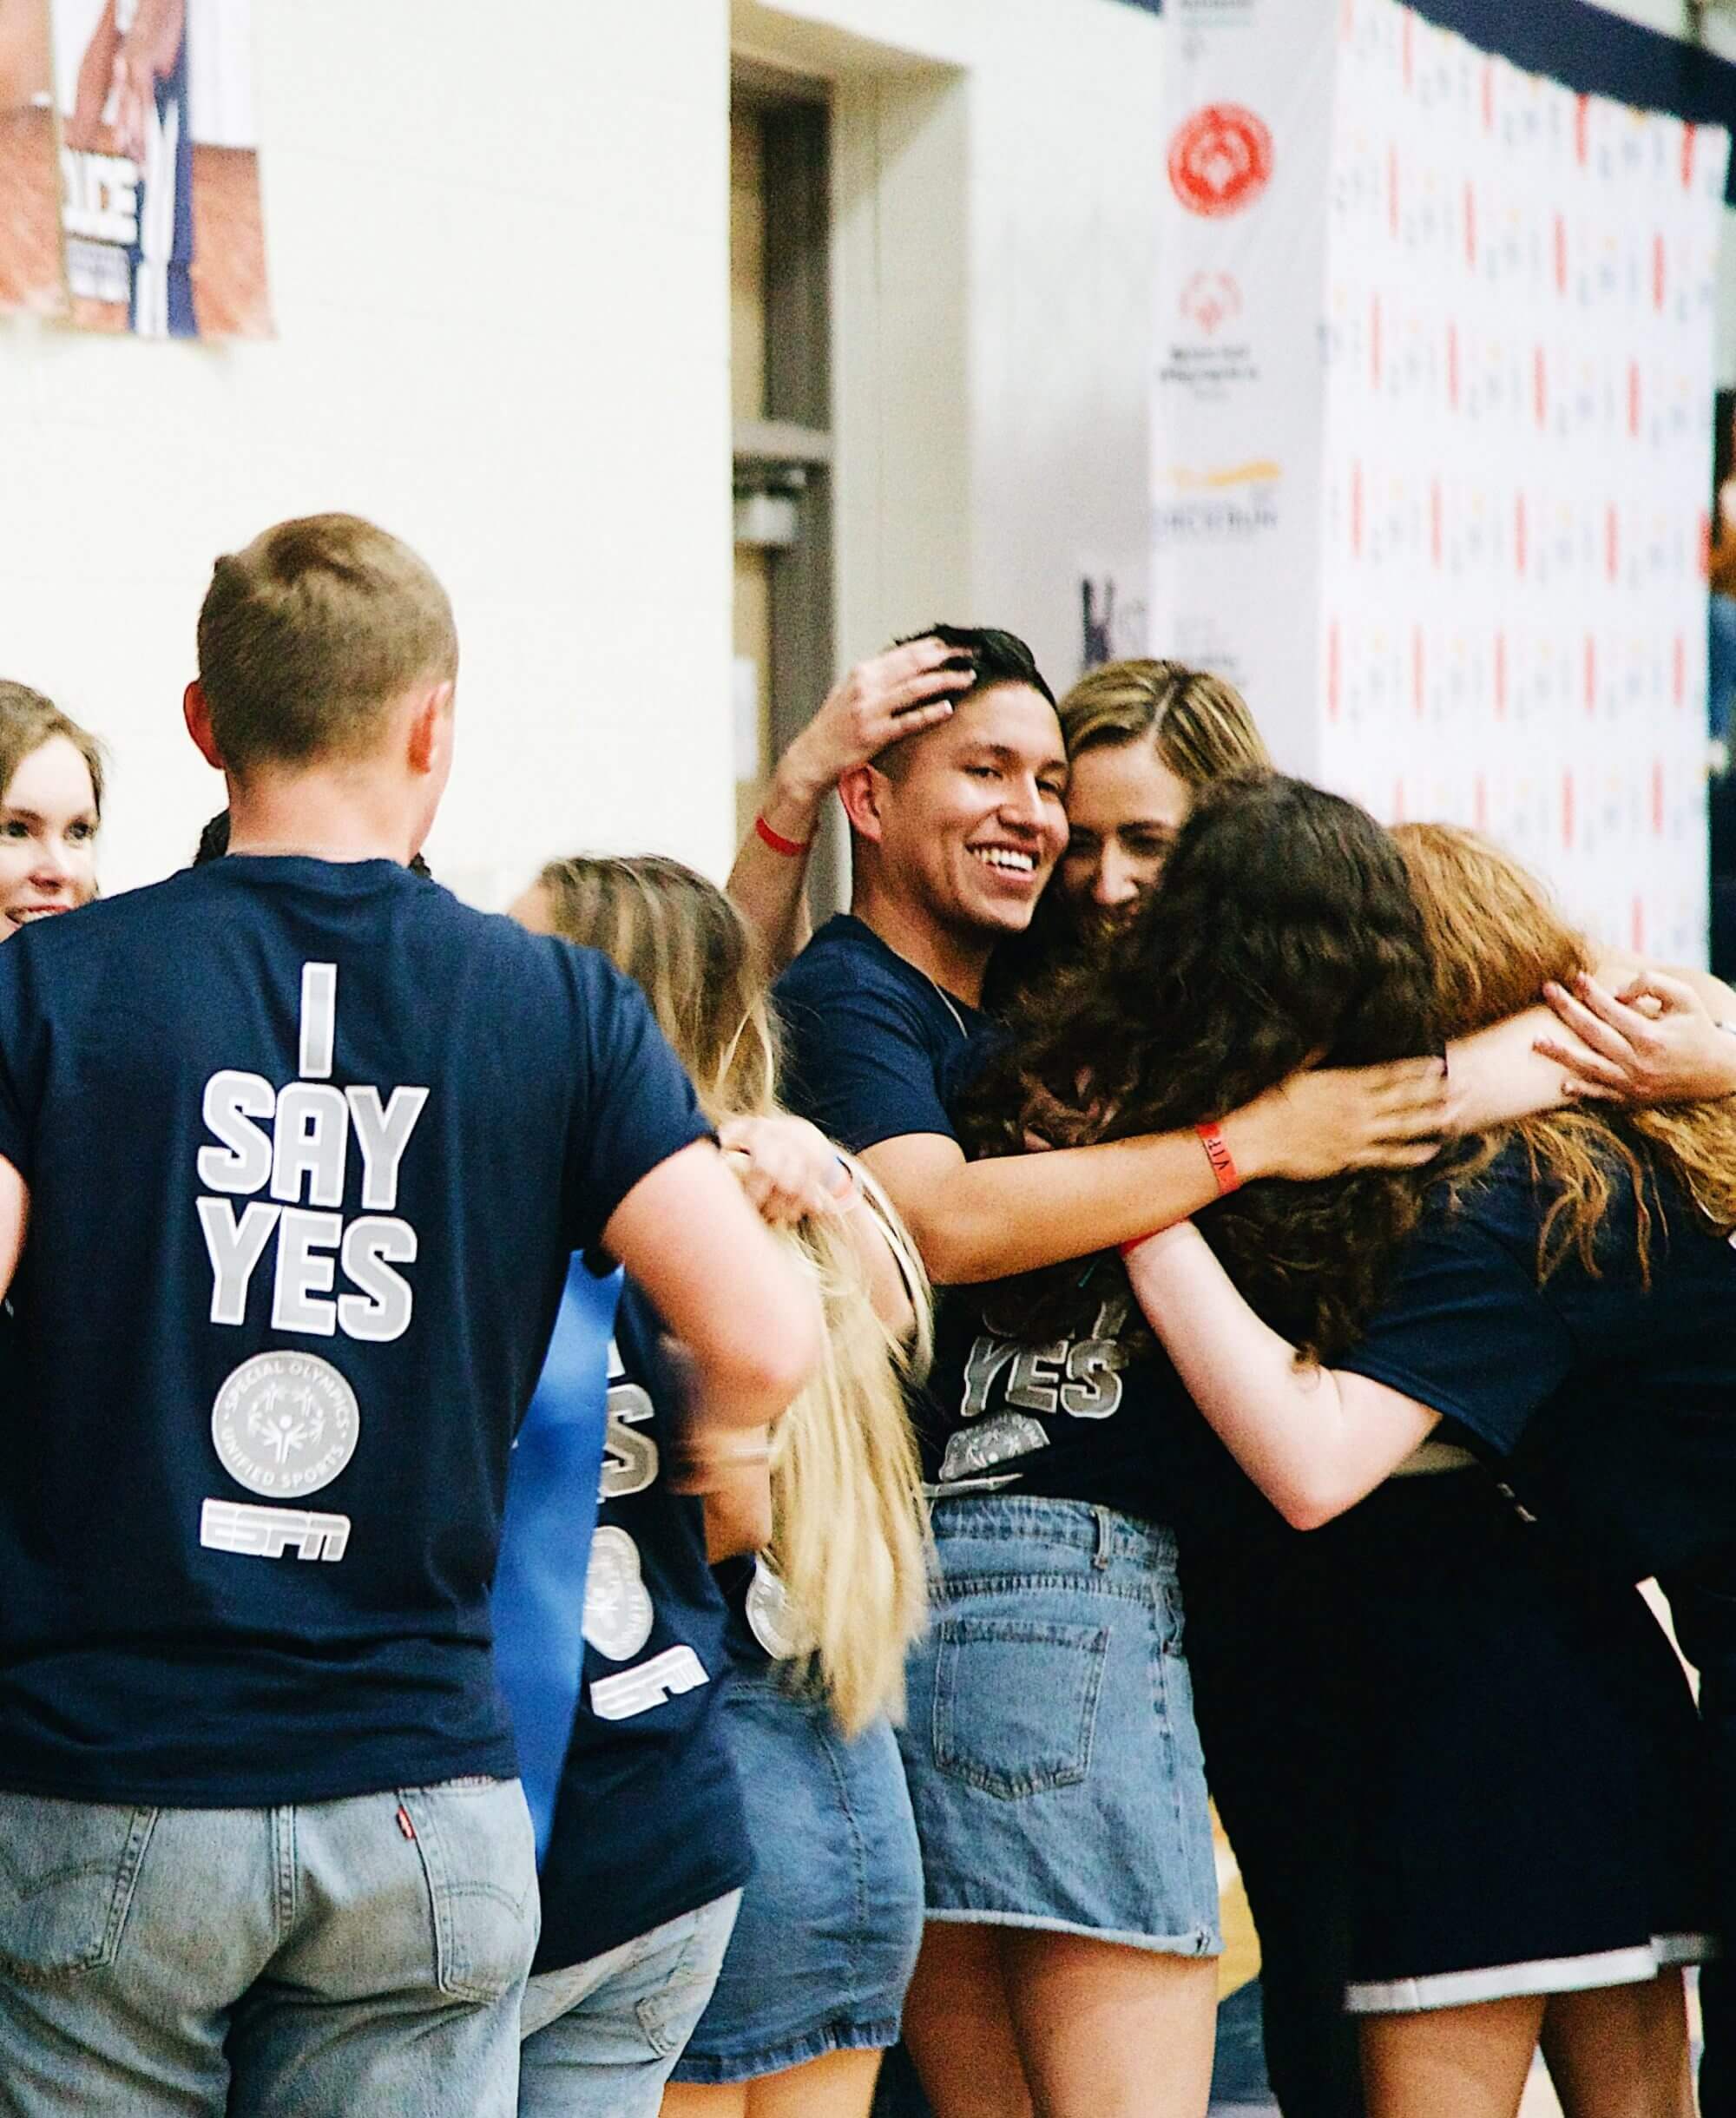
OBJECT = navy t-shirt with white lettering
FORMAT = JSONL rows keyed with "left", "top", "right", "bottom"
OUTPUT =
{"left": 0, "top": 856, "right": 710, "bottom": 1806}
{"left": 775, "top": 915, "right": 1260, "bottom": 1538}
{"left": 1337, "top": 1136, "right": 1736, "bottom": 1583}
{"left": 707, "top": 916, "right": 969, "bottom": 1683}
{"left": 774, "top": 915, "right": 992, "bottom": 1154}
{"left": 536, "top": 1283, "right": 752, "bottom": 1972}
{"left": 914, "top": 1271, "right": 1171, "bottom": 1519}
{"left": 912, "top": 1263, "right": 1283, "bottom": 1542}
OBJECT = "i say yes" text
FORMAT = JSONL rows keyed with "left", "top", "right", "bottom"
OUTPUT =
{"left": 194, "top": 964, "right": 428, "bottom": 1343}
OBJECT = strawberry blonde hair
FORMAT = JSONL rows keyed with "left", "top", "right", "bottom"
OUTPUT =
{"left": 1396, "top": 823, "right": 1736, "bottom": 1278}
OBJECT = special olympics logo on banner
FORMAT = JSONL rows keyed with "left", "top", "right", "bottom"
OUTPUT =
{"left": 1180, "top": 271, "right": 1242, "bottom": 335}
{"left": 1168, "top": 105, "right": 1273, "bottom": 219}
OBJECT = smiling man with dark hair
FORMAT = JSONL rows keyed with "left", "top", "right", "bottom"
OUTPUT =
{"left": 769, "top": 624, "right": 1440, "bottom": 1293}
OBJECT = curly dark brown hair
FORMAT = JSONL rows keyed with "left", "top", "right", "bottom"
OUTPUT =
{"left": 961, "top": 773, "right": 1443, "bottom": 1361}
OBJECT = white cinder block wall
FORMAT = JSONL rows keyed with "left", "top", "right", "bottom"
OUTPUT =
{"left": 3, "top": 0, "right": 1161, "bottom": 902}
{"left": 10, "top": 0, "right": 1736, "bottom": 906}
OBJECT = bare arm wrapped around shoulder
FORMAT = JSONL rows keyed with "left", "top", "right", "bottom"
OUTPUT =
{"left": 1445, "top": 963, "right": 1736, "bottom": 1131}
{"left": 602, "top": 1140, "right": 823, "bottom": 1432}
{"left": 864, "top": 1056, "right": 1448, "bottom": 1286}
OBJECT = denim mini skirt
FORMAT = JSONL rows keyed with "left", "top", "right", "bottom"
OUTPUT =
{"left": 668, "top": 1672, "right": 924, "bottom": 2082}
{"left": 899, "top": 1492, "right": 1221, "bottom": 1957}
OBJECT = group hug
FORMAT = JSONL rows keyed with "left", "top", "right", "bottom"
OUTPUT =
{"left": 0, "top": 510, "right": 1733, "bottom": 2118}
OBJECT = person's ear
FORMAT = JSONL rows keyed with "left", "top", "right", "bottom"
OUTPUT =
{"left": 183, "top": 681, "right": 224, "bottom": 770}
{"left": 838, "top": 763, "right": 889, "bottom": 845}
{"left": 406, "top": 680, "right": 455, "bottom": 777}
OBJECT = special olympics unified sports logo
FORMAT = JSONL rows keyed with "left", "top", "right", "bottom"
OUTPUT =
{"left": 1180, "top": 270, "right": 1242, "bottom": 335}
{"left": 1168, "top": 104, "right": 1273, "bottom": 219}
{"left": 582, "top": 1526, "right": 656, "bottom": 1661}
{"left": 212, "top": 1352, "right": 360, "bottom": 1499}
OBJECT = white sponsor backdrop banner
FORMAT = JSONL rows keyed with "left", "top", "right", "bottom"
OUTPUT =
{"left": 1150, "top": 0, "right": 1337, "bottom": 770}
{"left": 1153, "top": 0, "right": 1728, "bottom": 958}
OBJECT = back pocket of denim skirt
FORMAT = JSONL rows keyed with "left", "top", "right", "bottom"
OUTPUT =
{"left": 930, "top": 1617, "right": 1108, "bottom": 1799}
{"left": 0, "top": 1795, "right": 155, "bottom": 1983}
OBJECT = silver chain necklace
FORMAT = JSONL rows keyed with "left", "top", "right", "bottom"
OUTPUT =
{"left": 921, "top": 969, "right": 971, "bottom": 1041}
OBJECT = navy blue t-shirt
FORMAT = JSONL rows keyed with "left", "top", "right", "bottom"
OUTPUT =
{"left": 1338, "top": 1136, "right": 1736, "bottom": 1584}
{"left": 536, "top": 1279, "right": 753, "bottom": 1974}
{"left": 774, "top": 917, "right": 1258, "bottom": 1536}
{"left": 775, "top": 915, "right": 993, "bottom": 1154}
{"left": 535, "top": 1284, "right": 751, "bottom": 1972}
{"left": 914, "top": 1270, "right": 1185, "bottom": 1522}
{"left": 912, "top": 1264, "right": 1286, "bottom": 1542}
{"left": 0, "top": 857, "right": 710, "bottom": 1806}
{"left": 713, "top": 1549, "right": 808, "bottom": 1674}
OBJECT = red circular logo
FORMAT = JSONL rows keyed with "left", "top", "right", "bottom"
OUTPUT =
{"left": 1168, "top": 104, "right": 1273, "bottom": 219}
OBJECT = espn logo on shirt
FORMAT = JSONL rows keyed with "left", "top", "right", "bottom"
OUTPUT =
{"left": 200, "top": 1498, "right": 350, "bottom": 1563}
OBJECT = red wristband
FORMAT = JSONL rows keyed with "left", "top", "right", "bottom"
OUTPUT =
{"left": 1196, "top": 1120, "right": 1240, "bottom": 1196}
{"left": 754, "top": 813, "right": 812, "bottom": 858}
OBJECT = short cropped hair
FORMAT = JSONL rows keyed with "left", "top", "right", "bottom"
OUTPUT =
{"left": 869, "top": 623, "right": 1055, "bottom": 779}
{"left": 894, "top": 623, "right": 1055, "bottom": 708}
{"left": 196, "top": 514, "right": 458, "bottom": 775}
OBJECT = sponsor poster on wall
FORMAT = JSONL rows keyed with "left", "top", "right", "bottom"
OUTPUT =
{"left": 0, "top": 0, "right": 63, "bottom": 314}
{"left": 1149, "top": 0, "right": 1338, "bottom": 769}
{"left": 1152, "top": 0, "right": 1728, "bottom": 959}
{"left": 0, "top": 0, "right": 269, "bottom": 335}
{"left": 1318, "top": 2, "right": 1725, "bottom": 960}
{"left": 53, "top": 0, "right": 271, "bottom": 338}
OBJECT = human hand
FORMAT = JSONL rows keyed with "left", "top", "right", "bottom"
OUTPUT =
{"left": 1226, "top": 1057, "right": 1449, "bottom": 1181}
{"left": 63, "top": 49, "right": 118, "bottom": 155}
{"left": 83, "top": 0, "right": 183, "bottom": 162}
{"left": 779, "top": 637, "right": 975, "bottom": 801}
{"left": 108, "top": 46, "right": 151, "bottom": 161}
{"left": 1535, "top": 970, "right": 1736, "bottom": 1104}
{"left": 719, "top": 1114, "right": 855, "bottom": 1227}
{"left": 652, "top": 1329, "right": 773, "bottom": 1521}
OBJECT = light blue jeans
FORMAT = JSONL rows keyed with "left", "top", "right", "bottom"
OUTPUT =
{"left": 0, "top": 1778, "right": 537, "bottom": 2118}
{"left": 518, "top": 1888, "right": 742, "bottom": 2116}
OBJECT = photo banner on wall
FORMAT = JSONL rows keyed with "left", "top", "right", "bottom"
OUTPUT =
{"left": 0, "top": 0, "right": 65, "bottom": 315}
{"left": 1149, "top": 0, "right": 1337, "bottom": 769}
{"left": 54, "top": 0, "right": 273, "bottom": 339}
{"left": 1319, "top": 2, "right": 1726, "bottom": 961}
{"left": 1152, "top": 0, "right": 1731, "bottom": 961}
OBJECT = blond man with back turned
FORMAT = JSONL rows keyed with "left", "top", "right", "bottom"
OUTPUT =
{"left": 0, "top": 513, "right": 820, "bottom": 2118}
